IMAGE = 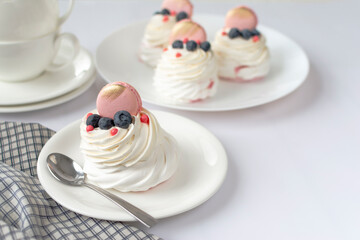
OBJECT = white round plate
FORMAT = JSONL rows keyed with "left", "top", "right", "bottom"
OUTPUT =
{"left": 0, "top": 44, "right": 95, "bottom": 106}
{"left": 37, "top": 111, "right": 228, "bottom": 221}
{"left": 96, "top": 14, "right": 309, "bottom": 111}
{"left": 0, "top": 67, "right": 95, "bottom": 113}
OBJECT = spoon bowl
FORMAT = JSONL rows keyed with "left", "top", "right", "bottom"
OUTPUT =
{"left": 47, "top": 153, "right": 85, "bottom": 185}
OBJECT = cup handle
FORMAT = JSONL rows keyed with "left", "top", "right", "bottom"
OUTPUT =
{"left": 46, "top": 32, "right": 80, "bottom": 72}
{"left": 58, "top": 0, "right": 75, "bottom": 25}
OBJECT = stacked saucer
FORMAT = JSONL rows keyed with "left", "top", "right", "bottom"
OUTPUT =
{"left": 0, "top": 0, "right": 96, "bottom": 112}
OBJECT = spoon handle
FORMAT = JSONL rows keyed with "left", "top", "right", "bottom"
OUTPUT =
{"left": 84, "top": 183, "right": 157, "bottom": 228}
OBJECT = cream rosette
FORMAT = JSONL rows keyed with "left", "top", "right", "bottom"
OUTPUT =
{"left": 153, "top": 46, "right": 218, "bottom": 103}
{"left": 212, "top": 29, "right": 270, "bottom": 81}
{"left": 80, "top": 108, "right": 178, "bottom": 192}
{"left": 139, "top": 14, "right": 176, "bottom": 67}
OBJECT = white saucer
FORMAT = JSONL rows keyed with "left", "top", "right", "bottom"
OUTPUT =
{"left": 0, "top": 45, "right": 95, "bottom": 106}
{"left": 0, "top": 73, "right": 96, "bottom": 113}
{"left": 96, "top": 14, "right": 309, "bottom": 112}
{"left": 37, "top": 110, "right": 228, "bottom": 221}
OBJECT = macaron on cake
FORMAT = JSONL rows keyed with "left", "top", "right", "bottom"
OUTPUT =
{"left": 153, "top": 20, "right": 218, "bottom": 104}
{"left": 139, "top": 0, "right": 193, "bottom": 68}
{"left": 212, "top": 6, "right": 270, "bottom": 82}
{"left": 80, "top": 82, "right": 178, "bottom": 192}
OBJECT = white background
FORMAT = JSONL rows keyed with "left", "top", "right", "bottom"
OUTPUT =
{"left": 0, "top": 0, "right": 359, "bottom": 239}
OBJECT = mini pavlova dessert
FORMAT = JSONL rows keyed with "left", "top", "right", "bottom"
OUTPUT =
{"left": 212, "top": 6, "right": 270, "bottom": 82}
{"left": 153, "top": 20, "right": 218, "bottom": 104}
{"left": 80, "top": 82, "right": 178, "bottom": 192}
{"left": 139, "top": 0, "right": 193, "bottom": 68}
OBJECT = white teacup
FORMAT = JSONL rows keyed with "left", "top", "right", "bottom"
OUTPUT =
{"left": 0, "top": 0, "right": 74, "bottom": 41}
{"left": 0, "top": 32, "right": 80, "bottom": 82}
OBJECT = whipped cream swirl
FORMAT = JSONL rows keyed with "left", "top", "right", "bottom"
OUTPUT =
{"left": 80, "top": 108, "right": 178, "bottom": 192}
{"left": 153, "top": 46, "right": 218, "bottom": 103}
{"left": 139, "top": 15, "right": 176, "bottom": 67}
{"left": 212, "top": 29, "right": 270, "bottom": 81}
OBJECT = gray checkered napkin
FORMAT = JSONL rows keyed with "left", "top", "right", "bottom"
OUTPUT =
{"left": 0, "top": 122, "right": 160, "bottom": 240}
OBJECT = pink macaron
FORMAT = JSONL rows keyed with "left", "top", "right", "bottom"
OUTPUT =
{"left": 96, "top": 82, "right": 142, "bottom": 118}
{"left": 161, "top": 0, "right": 193, "bottom": 17}
{"left": 169, "top": 19, "right": 206, "bottom": 44}
{"left": 225, "top": 6, "right": 258, "bottom": 30}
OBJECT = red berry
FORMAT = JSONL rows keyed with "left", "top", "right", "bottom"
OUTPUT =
{"left": 208, "top": 80, "right": 214, "bottom": 89}
{"left": 253, "top": 35, "right": 259, "bottom": 42}
{"left": 162, "top": 15, "right": 169, "bottom": 22}
{"left": 86, "top": 113, "right": 93, "bottom": 119}
{"left": 190, "top": 98, "right": 202, "bottom": 103}
{"left": 170, "top": 10, "right": 176, "bottom": 16}
{"left": 86, "top": 125, "right": 94, "bottom": 132}
{"left": 176, "top": 52, "right": 182, "bottom": 58}
{"left": 196, "top": 40, "right": 201, "bottom": 45}
{"left": 183, "top": 38, "right": 188, "bottom": 43}
{"left": 163, "top": 48, "right": 168, "bottom": 52}
{"left": 221, "top": 31, "right": 227, "bottom": 36}
{"left": 140, "top": 114, "right": 149, "bottom": 124}
{"left": 110, "top": 128, "right": 118, "bottom": 136}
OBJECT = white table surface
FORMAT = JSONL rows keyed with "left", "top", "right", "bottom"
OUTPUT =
{"left": 1, "top": 0, "right": 359, "bottom": 239}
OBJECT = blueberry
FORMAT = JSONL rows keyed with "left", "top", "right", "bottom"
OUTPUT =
{"left": 200, "top": 41, "right": 211, "bottom": 52}
{"left": 114, "top": 111, "right": 132, "bottom": 129}
{"left": 172, "top": 40, "right": 183, "bottom": 49}
{"left": 176, "top": 11, "right": 188, "bottom": 22}
{"left": 251, "top": 29, "right": 261, "bottom": 36}
{"left": 186, "top": 40, "right": 197, "bottom": 51}
{"left": 153, "top": 11, "right": 161, "bottom": 15}
{"left": 228, "top": 28, "right": 241, "bottom": 39}
{"left": 86, "top": 114, "right": 101, "bottom": 128}
{"left": 161, "top": 8, "right": 170, "bottom": 15}
{"left": 98, "top": 117, "right": 114, "bottom": 130}
{"left": 241, "top": 29, "right": 252, "bottom": 40}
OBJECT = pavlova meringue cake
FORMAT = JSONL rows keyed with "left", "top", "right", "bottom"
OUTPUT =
{"left": 212, "top": 6, "right": 270, "bottom": 82}
{"left": 139, "top": 0, "right": 193, "bottom": 67}
{"left": 154, "top": 20, "right": 218, "bottom": 104}
{"left": 80, "top": 82, "right": 178, "bottom": 192}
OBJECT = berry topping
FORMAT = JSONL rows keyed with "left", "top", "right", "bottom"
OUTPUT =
{"left": 221, "top": 31, "right": 227, "bottom": 36}
{"left": 200, "top": 41, "right": 211, "bottom": 52}
{"left": 176, "top": 11, "right": 188, "bottom": 22}
{"left": 196, "top": 40, "right": 201, "bottom": 45}
{"left": 241, "top": 29, "right": 252, "bottom": 40}
{"left": 190, "top": 98, "right": 202, "bottom": 103}
{"left": 186, "top": 40, "right": 197, "bottom": 51}
{"left": 163, "top": 47, "right": 168, "bottom": 52}
{"left": 86, "top": 113, "right": 93, "bottom": 119}
{"left": 110, "top": 128, "right": 118, "bottom": 136}
{"left": 153, "top": 11, "right": 161, "bottom": 15}
{"left": 98, "top": 117, "right": 114, "bottom": 130}
{"left": 86, "top": 114, "right": 101, "bottom": 127}
{"left": 161, "top": 8, "right": 170, "bottom": 15}
{"left": 140, "top": 114, "right": 150, "bottom": 124}
{"left": 208, "top": 80, "right": 214, "bottom": 89}
{"left": 162, "top": 15, "right": 169, "bottom": 22}
{"left": 228, "top": 28, "right": 241, "bottom": 39}
{"left": 172, "top": 40, "right": 184, "bottom": 49}
{"left": 170, "top": 10, "right": 176, "bottom": 16}
{"left": 86, "top": 125, "right": 94, "bottom": 132}
{"left": 183, "top": 38, "right": 188, "bottom": 43}
{"left": 251, "top": 29, "right": 260, "bottom": 36}
{"left": 252, "top": 35, "right": 259, "bottom": 42}
{"left": 114, "top": 111, "right": 132, "bottom": 129}
{"left": 176, "top": 52, "right": 182, "bottom": 58}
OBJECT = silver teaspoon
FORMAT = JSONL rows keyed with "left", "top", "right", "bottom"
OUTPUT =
{"left": 46, "top": 153, "right": 157, "bottom": 228}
